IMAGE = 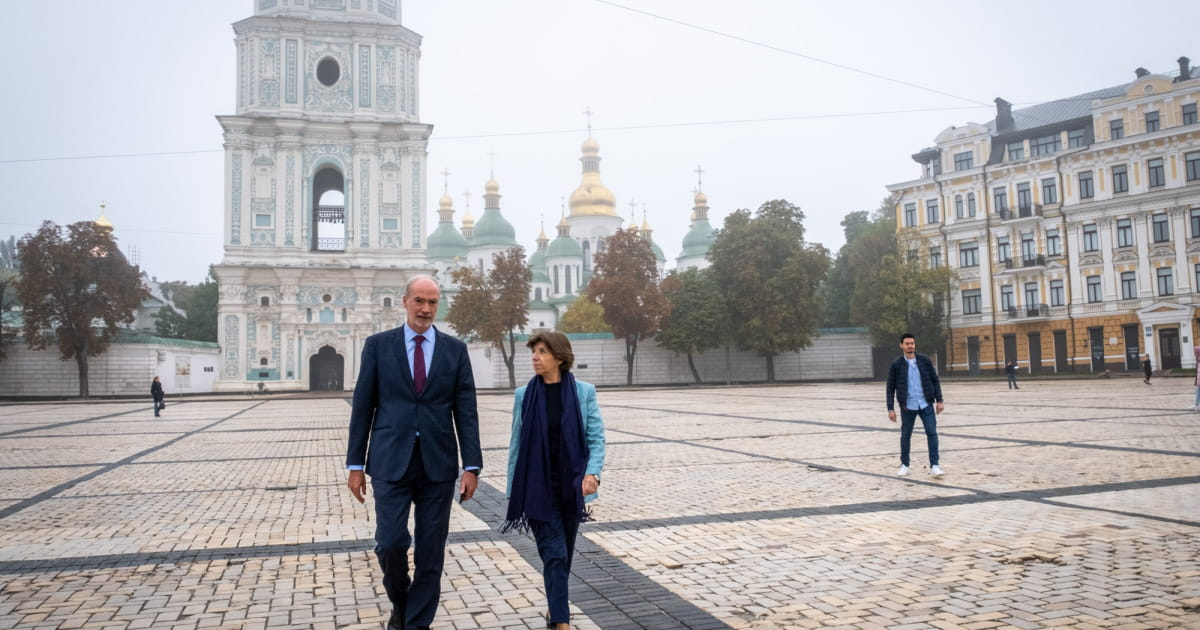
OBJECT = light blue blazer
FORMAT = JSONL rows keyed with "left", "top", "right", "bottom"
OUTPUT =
{"left": 507, "top": 379, "right": 606, "bottom": 502}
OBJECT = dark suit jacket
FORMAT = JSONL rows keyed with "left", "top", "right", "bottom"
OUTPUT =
{"left": 885, "top": 353, "right": 943, "bottom": 411}
{"left": 346, "top": 325, "right": 482, "bottom": 482}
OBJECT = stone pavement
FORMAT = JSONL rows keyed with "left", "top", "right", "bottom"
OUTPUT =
{"left": 0, "top": 378, "right": 1198, "bottom": 629}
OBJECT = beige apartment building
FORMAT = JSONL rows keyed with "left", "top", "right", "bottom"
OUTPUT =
{"left": 887, "top": 57, "right": 1199, "bottom": 375}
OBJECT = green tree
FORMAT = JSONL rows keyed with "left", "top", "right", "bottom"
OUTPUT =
{"left": 16, "top": 220, "right": 148, "bottom": 397}
{"left": 657, "top": 267, "right": 731, "bottom": 383}
{"left": 709, "top": 199, "right": 830, "bottom": 382}
{"left": 556, "top": 295, "right": 610, "bottom": 334}
{"left": 447, "top": 247, "right": 531, "bottom": 388}
{"left": 588, "top": 227, "right": 669, "bottom": 385}
{"left": 851, "top": 229, "right": 954, "bottom": 352}
{"left": 154, "top": 305, "right": 189, "bottom": 338}
{"left": 152, "top": 272, "right": 217, "bottom": 342}
{"left": 820, "top": 210, "right": 871, "bottom": 327}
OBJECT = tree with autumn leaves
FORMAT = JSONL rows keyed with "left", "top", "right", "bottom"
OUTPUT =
{"left": 447, "top": 247, "right": 532, "bottom": 388}
{"left": 587, "top": 227, "right": 668, "bottom": 386}
{"left": 17, "top": 220, "right": 148, "bottom": 397}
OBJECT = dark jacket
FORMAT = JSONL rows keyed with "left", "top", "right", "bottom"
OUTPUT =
{"left": 346, "top": 325, "right": 482, "bottom": 483}
{"left": 151, "top": 381, "right": 164, "bottom": 401}
{"left": 886, "top": 353, "right": 943, "bottom": 411}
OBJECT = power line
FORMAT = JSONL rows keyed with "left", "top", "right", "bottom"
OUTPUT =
{"left": 0, "top": 148, "right": 220, "bottom": 165}
{"left": 593, "top": 0, "right": 992, "bottom": 108}
{"left": 0, "top": 222, "right": 220, "bottom": 237}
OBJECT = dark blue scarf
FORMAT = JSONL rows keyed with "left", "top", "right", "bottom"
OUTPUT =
{"left": 502, "top": 371, "right": 591, "bottom": 534}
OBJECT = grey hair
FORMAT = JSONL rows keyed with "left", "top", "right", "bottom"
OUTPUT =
{"left": 404, "top": 274, "right": 438, "bottom": 296}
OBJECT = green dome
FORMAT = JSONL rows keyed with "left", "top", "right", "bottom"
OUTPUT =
{"left": 426, "top": 223, "right": 469, "bottom": 260}
{"left": 546, "top": 234, "right": 583, "bottom": 258}
{"left": 532, "top": 267, "right": 550, "bottom": 284}
{"left": 650, "top": 240, "right": 665, "bottom": 262}
{"left": 679, "top": 218, "right": 716, "bottom": 258}
{"left": 529, "top": 248, "right": 546, "bottom": 271}
{"left": 471, "top": 208, "right": 518, "bottom": 247}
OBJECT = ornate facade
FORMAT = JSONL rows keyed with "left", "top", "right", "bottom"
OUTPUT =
{"left": 212, "top": 1, "right": 431, "bottom": 391}
{"left": 888, "top": 57, "right": 1200, "bottom": 375}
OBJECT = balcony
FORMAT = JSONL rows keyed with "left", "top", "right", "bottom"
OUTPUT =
{"left": 1003, "top": 303, "right": 1051, "bottom": 320}
{"left": 1021, "top": 254, "right": 1046, "bottom": 268}
{"left": 999, "top": 204, "right": 1043, "bottom": 221}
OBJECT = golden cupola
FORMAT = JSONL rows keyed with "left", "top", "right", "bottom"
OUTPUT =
{"left": 568, "top": 136, "right": 617, "bottom": 217}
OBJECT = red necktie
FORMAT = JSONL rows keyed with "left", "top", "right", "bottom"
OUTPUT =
{"left": 413, "top": 334, "right": 426, "bottom": 395}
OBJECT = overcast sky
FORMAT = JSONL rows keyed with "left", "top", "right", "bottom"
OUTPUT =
{"left": 1, "top": 1, "right": 1197, "bottom": 284}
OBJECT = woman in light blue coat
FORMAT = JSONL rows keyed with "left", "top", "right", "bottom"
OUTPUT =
{"left": 503, "top": 331, "right": 605, "bottom": 630}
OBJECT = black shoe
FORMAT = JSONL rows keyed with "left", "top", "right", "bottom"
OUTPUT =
{"left": 387, "top": 609, "right": 404, "bottom": 630}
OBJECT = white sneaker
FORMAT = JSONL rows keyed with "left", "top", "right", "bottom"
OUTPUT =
{"left": 898, "top": 465, "right": 909, "bottom": 476}
{"left": 930, "top": 465, "right": 945, "bottom": 477}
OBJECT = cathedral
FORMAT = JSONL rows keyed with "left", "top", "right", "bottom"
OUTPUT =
{"left": 211, "top": 1, "right": 715, "bottom": 392}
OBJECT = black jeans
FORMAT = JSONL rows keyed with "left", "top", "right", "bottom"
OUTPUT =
{"left": 532, "top": 503, "right": 581, "bottom": 624}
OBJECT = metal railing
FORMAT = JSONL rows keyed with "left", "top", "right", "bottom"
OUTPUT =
{"left": 1021, "top": 254, "right": 1046, "bottom": 267}
{"left": 317, "top": 205, "right": 345, "bottom": 223}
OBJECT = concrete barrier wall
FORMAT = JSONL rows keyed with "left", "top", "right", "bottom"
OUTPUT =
{"left": 484, "top": 331, "right": 873, "bottom": 390}
{"left": 0, "top": 342, "right": 220, "bottom": 398}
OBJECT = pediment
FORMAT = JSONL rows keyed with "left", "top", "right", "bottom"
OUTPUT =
{"left": 1079, "top": 254, "right": 1104, "bottom": 266}
{"left": 1113, "top": 250, "right": 1139, "bottom": 263}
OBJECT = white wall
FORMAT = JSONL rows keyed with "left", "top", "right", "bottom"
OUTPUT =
{"left": 0, "top": 340, "right": 220, "bottom": 398}
{"left": 485, "top": 331, "right": 873, "bottom": 390}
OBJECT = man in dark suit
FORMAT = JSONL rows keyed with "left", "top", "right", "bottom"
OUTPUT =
{"left": 347, "top": 275, "right": 482, "bottom": 630}
{"left": 885, "top": 332, "right": 945, "bottom": 478}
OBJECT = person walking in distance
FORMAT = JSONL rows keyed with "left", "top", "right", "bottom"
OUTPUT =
{"left": 1143, "top": 355, "right": 1153, "bottom": 385}
{"left": 886, "top": 333, "right": 945, "bottom": 478}
{"left": 151, "top": 376, "right": 165, "bottom": 417}
{"left": 345, "top": 275, "right": 482, "bottom": 630}
{"left": 1005, "top": 360, "right": 1020, "bottom": 390}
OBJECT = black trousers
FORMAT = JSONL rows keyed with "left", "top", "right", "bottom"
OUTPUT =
{"left": 371, "top": 439, "right": 456, "bottom": 629}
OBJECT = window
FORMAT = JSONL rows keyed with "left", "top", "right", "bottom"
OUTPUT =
{"left": 1116, "top": 218, "right": 1133, "bottom": 248}
{"left": 1148, "top": 158, "right": 1165, "bottom": 188}
{"left": 926, "top": 199, "right": 940, "bottom": 224}
{"left": 1196, "top": 263, "right": 1200, "bottom": 293}
{"left": 1152, "top": 213, "right": 1170, "bottom": 242}
{"left": 954, "top": 151, "right": 974, "bottom": 171}
{"left": 383, "top": 297, "right": 393, "bottom": 308}
{"left": 967, "top": 193, "right": 977, "bottom": 217}
{"left": 1083, "top": 224, "right": 1099, "bottom": 252}
{"left": 1042, "top": 177, "right": 1058, "bottom": 204}
{"left": 1000, "top": 285, "right": 1015, "bottom": 311}
{"left": 997, "top": 236, "right": 1011, "bottom": 262}
{"left": 1110, "top": 118, "right": 1124, "bottom": 140}
{"left": 955, "top": 195, "right": 964, "bottom": 218}
{"left": 929, "top": 157, "right": 942, "bottom": 176}
{"left": 1157, "top": 267, "right": 1174, "bottom": 296}
{"left": 993, "top": 187, "right": 1008, "bottom": 212}
{"left": 1007, "top": 142, "right": 1024, "bottom": 161}
{"left": 907, "top": 249, "right": 919, "bottom": 263}
{"left": 1068, "top": 128, "right": 1086, "bottom": 148}
{"left": 1050, "top": 279, "right": 1065, "bottom": 306}
{"left": 1192, "top": 208, "right": 1200, "bottom": 237}
{"left": 1187, "top": 151, "right": 1200, "bottom": 181}
{"left": 260, "top": 358, "right": 269, "bottom": 366}
{"left": 1047, "top": 229, "right": 1061, "bottom": 256}
{"left": 1121, "top": 272, "right": 1137, "bottom": 299}
{"left": 1087, "top": 275, "right": 1102, "bottom": 303}
{"left": 306, "top": 308, "right": 312, "bottom": 322}
{"left": 1025, "top": 282, "right": 1039, "bottom": 307}
{"left": 1021, "top": 232, "right": 1036, "bottom": 261}
{"left": 1145, "top": 110, "right": 1160, "bottom": 133}
{"left": 383, "top": 218, "right": 399, "bottom": 231}
{"left": 903, "top": 203, "right": 917, "bottom": 227}
{"left": 1112, "top": 164, "right": 1129, "bottom": 193}
{"left": 959, "top": 242, "right": 979, "bottom": 267}
{"left": 255, "top": 214, "right": 272, "bottom": 227}
{"left": 1031, "top": 133, "right": 1062, "bottom": 157}
{"left": 930, "top": 247, "right": 942, "bottom": 268}
{"left": 1079, "top": 170, "right": 1094, "bottom": 199}
{"left": 1017, "top": 182, "right": 1032, "bottom": 211}
{"left": 260, "top": 296, "right": 270, "bottom": 307}
{"left": 962, "top": 289, "right": 982, "bottom": 315}
{"left": 1185, "top": 103, "right": 1198, "bottom": 125}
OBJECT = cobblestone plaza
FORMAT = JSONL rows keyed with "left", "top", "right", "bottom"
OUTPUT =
{"left": 1, "top": 379, "right": 1197, "bottom": 629}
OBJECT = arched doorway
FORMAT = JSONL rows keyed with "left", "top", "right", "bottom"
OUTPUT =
{"left": 309, "top": 345, "right": 344, "bottom": 391}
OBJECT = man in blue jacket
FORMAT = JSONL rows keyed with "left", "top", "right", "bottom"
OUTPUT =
{"left": 346, "top": 275, "right": 482, "bottom": 630}
{"left": 885, "top": 332, "right": 945, "bottom": 478}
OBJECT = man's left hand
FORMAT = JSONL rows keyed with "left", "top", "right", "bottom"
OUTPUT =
{"left": 935, "top": 402, "right": 944, "bottom": 414}
{"left": 459, "top": 470, "right": 479, "bottom": 502}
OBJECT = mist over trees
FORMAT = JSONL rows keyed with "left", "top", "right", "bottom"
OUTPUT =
{"left": 447, "top": 247, "right": 531, "bottom": 388}
{"left": 154, "top": 271, "right": 218, "bottom": 342}
{"left": 587, "top": 227, "right": 668, "bottom": 386}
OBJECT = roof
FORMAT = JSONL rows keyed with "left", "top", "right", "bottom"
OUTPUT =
{"left": 115, "top": 329, "right": 220, "bottom": 350}
{"left": 679, "top": 219, "right": 716, "bottom": 257}
{"left": 470, "top": 208, "right": 518, "bottom": 247}
{"left": 987, "top": 83, "right": 1131, "bottom": 135}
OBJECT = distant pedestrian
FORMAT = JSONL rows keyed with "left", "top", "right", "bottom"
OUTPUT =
{"left": 1193, "top": 347, "right": 1200, "bottom": 411}
{"left": 1143, "top": 355, "right": 1152, "bottom": 385}
{"left": 151, "top": 376, "right": 165, "bottom": 417}
{"left": 885, "top": 333, "right": 945, "bottom": 478}
{"left": 1005, "top": 361, "right": 1020, "bottom": 390}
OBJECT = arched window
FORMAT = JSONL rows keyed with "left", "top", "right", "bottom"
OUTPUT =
{"left": 306, "top": 308, "right": 312, "bottom": 322}
{"left": 967, "top": 192, "right": 977, "bottom": 217}
{"left": 312, "top": 167, "right": 345, "bottom": 252}
{"left": 535, "top": 287, "right": 542, "bottom": 301}
{"left": 955, "top": 195, "right": 964, "bottom": 218}
{"left": 383, "top": 297, "right": 393, "bottom": 308}
{"left": 582, "top": 240, "right": 591, "bottom": 270}
{"left": 553, "top": 265, "right": 560, "bottom": 294}
{"left": 260, "top": 357, "right": 269, "bottom": 366}
{"left": 260, "top": 296, "right": 270, "bottom": 307}
{"left": 341, "top": 308, "right": 348, "bottom": 322}
{"left": 565, "top": 265, "right": 573, "bottom": 294}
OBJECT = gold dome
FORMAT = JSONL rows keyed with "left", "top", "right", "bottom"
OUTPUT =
{"left": 438, "top": 194, "right": 453, "bottom": 210}
{"left": 461, "top": 212, "right": 475, "bottom": 228}
{"left": 568, "top": 136, "right": 618, "bottom": 217}
{"left": 581, "top": 137, "right": 600, "bottom": 154}
{"left": 694, "top": 191, "right": 708, "bottom": 206}
{"left": 484, "top": 177, "right": 500, "bottom": 194}
{"left": 95, "top": 203, "right": 113, "bottom": 229}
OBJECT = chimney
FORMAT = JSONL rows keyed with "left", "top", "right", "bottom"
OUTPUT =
{"left": 1134, "top": 67, "right": 1150, "bottom": 78}
{"left": 1176, "top": 56, "right": 1192, "bottom": 82}
{"left": 994, "top": 97, "right": 1014, "bottom": 133}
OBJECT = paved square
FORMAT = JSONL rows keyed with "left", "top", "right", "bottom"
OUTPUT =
{"left": 1, "top": 378, "right": 1198, "bottom": 629}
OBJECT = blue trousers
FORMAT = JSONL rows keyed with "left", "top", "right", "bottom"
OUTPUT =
{"left": 371, "top": 440, "right": 455, "bottom": 629}
{"left": 532, "top": 504, "right": 581, "bottom": 624}
{"left": 153, "top": 399, "right": 164, "bottom": 416}
{"left": 900, "top": 405, "right": 939, "bottom": 467}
